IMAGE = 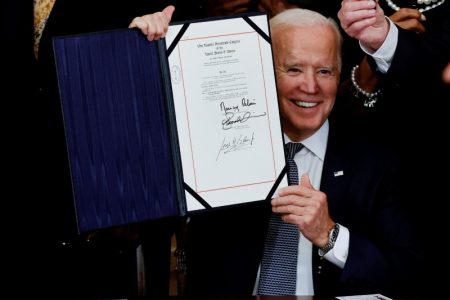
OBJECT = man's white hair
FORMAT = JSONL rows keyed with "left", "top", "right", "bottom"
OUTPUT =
{"left": 270, "top": 8, "right": 343, "bottom": 71}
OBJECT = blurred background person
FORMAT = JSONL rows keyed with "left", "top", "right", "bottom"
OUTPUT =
{"left": 444, "top": 62, "right": 450, "bottom": 83}
{"left": 29, "top": 1, "right": 198, "bottom": 297}
{"left": 338, "top": 0, "right": 450, "bottom": 296}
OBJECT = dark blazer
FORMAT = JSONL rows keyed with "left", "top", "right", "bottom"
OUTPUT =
{"left": 364, "top": 1, "right": 450, "bottom": 144}
{"left": 336, "top": 3, "right": 450, "bottom": 295}
{"left": 185, "top": 118, "right": 421, "bottom": 298}
{"left": 340, "top": 1, "right": 450, "bottom": 141}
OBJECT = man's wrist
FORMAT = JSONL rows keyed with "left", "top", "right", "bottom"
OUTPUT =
{"left": 319, "top": 223, "right": 340, "bottom": 257}
{"left": 360, "top": 17, "right": 398, "bottom": 73}
{"left": 360, "top": 17, "right": 390, "bottom": 53}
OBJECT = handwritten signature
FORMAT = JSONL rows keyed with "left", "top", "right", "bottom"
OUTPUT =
{"left": 221, "top": 111, "right": 267, "bottom": 130}
{"left": 216, "top": 132, "right": 255, "bottom": 161}
{"left": 242, "top": 98, "right": 256, "bottom": 107}
{"left": 220, "top": 101, "right": 239, "bottom": 113}
{"left": 219, "top": 98, "right": 265, "bottom": 129}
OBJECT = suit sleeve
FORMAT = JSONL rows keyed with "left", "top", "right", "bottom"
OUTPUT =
{"left": 340, "top": 151, "right": 423, "bottom": 296}
{"left": 380, "top": 3, "right": 450, "bottom": 84}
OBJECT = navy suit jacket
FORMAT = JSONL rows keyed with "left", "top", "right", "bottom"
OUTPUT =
{"left": 185, "top": 118, "right": 421, "bottom": 298}
{"left": 336, "top": 3, "right": 450, "bottom": 295}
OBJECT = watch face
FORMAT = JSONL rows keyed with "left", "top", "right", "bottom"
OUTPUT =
{"left": 329, "top": 228, "right": 336, "bottom": 240}
{"left": 330, "top": 224, "right": 339, "bottom": 242}
{"left": 319, "top": 224, "right": 340, "bottom": 257}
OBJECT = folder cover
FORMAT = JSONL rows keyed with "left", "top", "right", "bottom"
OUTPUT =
{"left": 53, "top": 13, "right": 287, "bottom": 233}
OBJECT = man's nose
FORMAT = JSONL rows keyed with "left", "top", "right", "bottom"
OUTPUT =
{"left": 299, "top": 71, "right": 318, "bottom": 94}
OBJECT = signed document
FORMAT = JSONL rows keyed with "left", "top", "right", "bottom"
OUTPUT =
{"left": 167, "top": 15, "right": 287, "bottom": 211}
{"left": 53, "top": 13, "right": 286, "bottom": 232}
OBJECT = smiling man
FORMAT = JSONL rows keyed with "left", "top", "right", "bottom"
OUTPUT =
{"left": 184, "top": 8, "right": 421, "bottom": 298}
{"left": 273, "top": 12, "right": 340, "bottom": 142}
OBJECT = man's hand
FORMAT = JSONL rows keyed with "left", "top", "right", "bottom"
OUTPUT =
{"left": 338, "top": 0, "right": 389, "bottom": 52}
{"left": 129, "top": 5, "right": 175, "bottom": 41}
{"left": 272, "top": 174, "right": 334, "bottom": 247}
{"left": 443, "top": 63, "right": 450, "bottom": 84}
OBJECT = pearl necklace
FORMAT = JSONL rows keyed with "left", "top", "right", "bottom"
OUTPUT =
{"left": 384, "top": 0, "right": 446, "bottom": 12}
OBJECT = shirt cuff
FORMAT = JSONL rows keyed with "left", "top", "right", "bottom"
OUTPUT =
{"left": 322, "top": 224, "right": 349, "bottom": 269}
{"left": 360, "top": 17, "right": 398, "bottom": 74}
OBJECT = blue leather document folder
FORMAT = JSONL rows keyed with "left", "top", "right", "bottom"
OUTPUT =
{"left": 54, "top": 29, "right": 183, "bottom": 232}
{"left": 53, "top": 13, "right": 287, "bottom": 233}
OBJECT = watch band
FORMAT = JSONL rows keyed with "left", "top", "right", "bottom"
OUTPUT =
{"left": 318, "top": 223, "right": 340, "bottom": 257}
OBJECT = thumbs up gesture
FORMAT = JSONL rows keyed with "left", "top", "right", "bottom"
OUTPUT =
{"left": 272, "top": 174, "right": 335, "bottom": 248}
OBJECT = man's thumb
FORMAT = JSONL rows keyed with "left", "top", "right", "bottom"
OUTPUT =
{"left": 163, "top": 5, "right": 175, "bottom": 21}
{"left": 300, "top": 174, "right": 313, "bottom": 189}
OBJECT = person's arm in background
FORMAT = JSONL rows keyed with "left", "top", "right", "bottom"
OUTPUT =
{"left": 198, "top": 0, "right": 298, "bottom": 18}
{"left": 348, "top": 8, "right": 426, "bottom": 96}
{"left": 444, "top": 63, "right": 450, "bottom": 83}
{"left": 338, "top": 0, "right": 450, "bottom": 85}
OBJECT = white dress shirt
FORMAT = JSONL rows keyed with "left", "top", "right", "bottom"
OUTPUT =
{"left": 254, "top": 120, "right": 349, "bottom": 296}
{"left": 360, "top": 17, "right": 399, "bottom": 73}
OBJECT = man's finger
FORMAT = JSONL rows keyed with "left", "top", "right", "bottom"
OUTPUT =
{"left": 300, "top": 174, "right": 314, "bottom": 190}
{"left": 162, "top": 5, "right": 175, "bottom": 21}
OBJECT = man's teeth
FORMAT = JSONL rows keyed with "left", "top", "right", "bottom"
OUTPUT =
{"left": 296, "top": 101, "right": 317, "bottom": 108}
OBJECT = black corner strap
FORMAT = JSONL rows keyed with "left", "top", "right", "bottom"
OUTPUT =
{"left": 183, "top": 182, "right": 212, "bottom": 209}
{"left": 167, "top": 23, "right": 190, "bottom": 57}
{"left": 265, "top": 165, "right": 288, "bottom": 202}
{"left": 184, "top": 165, "right": 286, "bottom": 209}
{"left": 243, "top": 16, "right": 271, "bottom": 44}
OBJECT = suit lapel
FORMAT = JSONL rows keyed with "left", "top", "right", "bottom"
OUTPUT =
{"left": 320, "top": 125, "right": 352, "bottom": 221}
{"left": 313, "top": 123, "right": 355, "bottom": 295}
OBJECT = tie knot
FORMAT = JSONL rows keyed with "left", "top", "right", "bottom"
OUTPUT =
{"left": 285, "top": 142, "right": 303, "bottom": 160}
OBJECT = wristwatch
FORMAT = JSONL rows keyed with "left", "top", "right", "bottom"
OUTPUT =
{"left": 318, "top": 223, "right": 340, "bottom": 257}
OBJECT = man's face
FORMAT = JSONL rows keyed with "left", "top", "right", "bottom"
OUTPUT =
{"left": 273, "top": 25, "right": 339, "bottom": 142}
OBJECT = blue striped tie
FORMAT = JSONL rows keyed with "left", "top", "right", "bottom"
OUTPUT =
{"left": 258, "top": 142, "right": 304, "bottom": 295}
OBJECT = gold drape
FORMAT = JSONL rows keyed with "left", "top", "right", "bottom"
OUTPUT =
{"left": 34, "top": 0, "right": 56, "bottom": 59}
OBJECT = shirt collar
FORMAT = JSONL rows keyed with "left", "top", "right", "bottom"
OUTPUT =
{"left": 284, "top": 119, "right": 329, "bottom": 161}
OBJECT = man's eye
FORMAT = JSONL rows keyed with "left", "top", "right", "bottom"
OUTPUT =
{"left": 318, "top": 69, "right": 332, "bottom": 75}
{"left": 287, "top": 67, "right": 301, "bottom": 74}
